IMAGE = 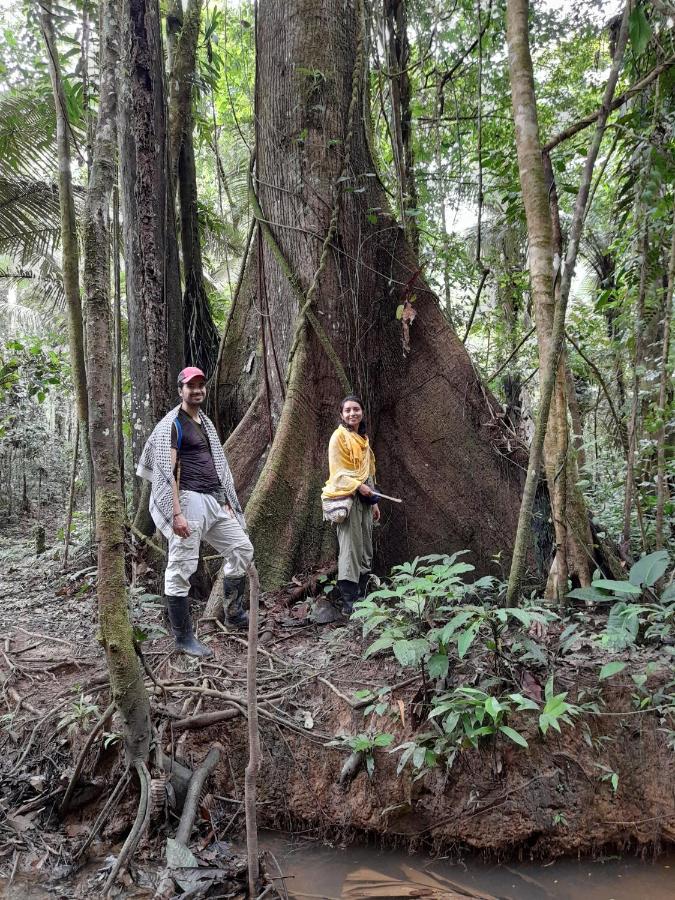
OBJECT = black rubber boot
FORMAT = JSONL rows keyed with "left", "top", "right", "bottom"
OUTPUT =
{"left": 223, "top": 575, "right": 249, "bottom": 630}
{"left": 337, "top": 579, "right": 359, "bottom": 617}
{"left": 358, "top": 572, "right": 371, "bottom": 599}
{"left": 165, "top": 596, "right": 213, "bottom": 657}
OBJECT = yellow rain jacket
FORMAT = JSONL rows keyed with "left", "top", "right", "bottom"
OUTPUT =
{"left": 321, "top": 425, "right": 376, "bottom": 499}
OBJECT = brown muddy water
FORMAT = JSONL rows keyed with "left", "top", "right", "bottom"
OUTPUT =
{"left": 262, "top": 833, "right": 675, "bottom": 899}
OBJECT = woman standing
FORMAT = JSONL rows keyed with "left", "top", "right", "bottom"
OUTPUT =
{"left": 321, "top": 396, "right": 380, "bottom": 615}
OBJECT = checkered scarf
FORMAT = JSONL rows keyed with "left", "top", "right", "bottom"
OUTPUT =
{"left": 136, "top": 405, "right": 244, "bottom": 539}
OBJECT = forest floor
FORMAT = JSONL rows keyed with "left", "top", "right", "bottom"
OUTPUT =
{"left": 0, "top": 518, "right": 674, "bottom": 898}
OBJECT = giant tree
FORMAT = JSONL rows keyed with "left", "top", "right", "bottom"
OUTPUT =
{"left": 216, "top": 0, "right": 528, "bottom": 589}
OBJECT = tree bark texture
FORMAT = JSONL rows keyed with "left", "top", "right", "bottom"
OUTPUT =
{"left": 383, "top": 0, "right": 419, "bottom": 252}
{"left": 119, "top": 0, "right": 184, "bottom": 467}
{"left": 84, "top": 0, "right": 151, "bottom": 763}
{"left": 216, "top": 0, "right": 527, "bottom": 589}
{"left": 167, "top": 0, "right": 220, "bottom": 378}
{"left": 505, "top": 0, "right": 629, "bottom": 603}
{"left": 38, "top": 0, "right": 91, "bottom": 470}
{"left": 654, "top": 212, "right": 675, "bottom": 548}
{"left": 541, "top": 151, "right": 593, "bottom": 596}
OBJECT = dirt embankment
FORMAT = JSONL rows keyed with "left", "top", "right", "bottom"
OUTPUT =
{"left": 1, "top": 519, "right": 674, "bottom": 889}
{"left": 181, "top": 630, "right": 675, "bottom": 860}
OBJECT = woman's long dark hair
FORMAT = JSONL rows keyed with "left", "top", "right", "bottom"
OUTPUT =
{"left": 340, "top": 394, "right": 367, "bottom": 436}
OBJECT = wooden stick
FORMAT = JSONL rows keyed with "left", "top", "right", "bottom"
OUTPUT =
{"left": 245, "top": 562, "right": 262, "bottom": 895}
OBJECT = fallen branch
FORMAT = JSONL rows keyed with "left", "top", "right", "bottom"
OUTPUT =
{"left": 245, "top": 562, "right": 262, "bottom": 896}
{"left": 338, "top": 750, "right": 364, "bottom": 788}
{"left": 103, "top": 759, "right": 151, "bottom": 896}
{"left": 172, "top": 707, "right": 241, "bottom": 731}
{"left": 175, "top": 745, "right": 221, "bottom": 845}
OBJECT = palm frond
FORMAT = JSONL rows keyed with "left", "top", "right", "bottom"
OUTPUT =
{"left": 0, "top": 81, "right": 59, "bottom": 181}
{"left": 0, "top": 175, "right": 63, "bottom": 263}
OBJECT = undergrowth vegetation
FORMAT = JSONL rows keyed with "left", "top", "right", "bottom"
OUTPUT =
{"left": 348, "top": 552, "right": 675, "bottom": 780}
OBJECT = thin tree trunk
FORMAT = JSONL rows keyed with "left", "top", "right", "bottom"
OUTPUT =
{"left": 63, "top": 420, "right": 80, "bottom": 569}
{"left": 167, "top": 0, "right": 220, "bottom": 379}
{"left": 505, "top": 0, "right": 630, "bottom": 604}
{"left": 541, "top": 150, "right": 593, "bottom": 596}
{"left": 654, "top": 211, "right": 674, "bottom": 548}
{"left": 84, "top": 0, "right": 151, "bottom": 762}
{"left": 112, "top": 184, "right": 125, "bottom": 503}
{"left": 38, "top": 0, "right": 91, "bottom": 473}
{"left": 118, "top": 0, "right": 184, "bottom": 476}
{"left": 622, "top": 222, "right": 649, "bottom": 554}
{"left": 245, "top": 563, "right": 261, "bottom": 895}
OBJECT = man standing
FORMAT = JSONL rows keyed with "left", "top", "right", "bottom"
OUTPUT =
{"left": 137, "top": 367, "right": 253, "bottom": 657}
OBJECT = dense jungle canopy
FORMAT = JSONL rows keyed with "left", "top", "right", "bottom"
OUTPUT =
{"left": 0, "top": 0, "right": 672, "bottom": 589}
{"left": 0, "top": 0, "right": 673, "bottom": 893}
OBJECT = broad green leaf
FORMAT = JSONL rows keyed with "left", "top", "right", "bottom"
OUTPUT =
{"left": 412, "top": 745, "right": 426, "bottom": 769}
{"left": 592, "top": 579, "right": 641, "bottom": 596}
{"left": 427, "top": 652, "right": 449, "bottom": 680}
{"left": 373, "top": 732, "right": 394, "bottom": 748}
{"left": 457, "top": 621, "right": 480, "bottom": 658}
{"left": 599, "top": 660, "right": 627, "bottom": 680}
{"left": 364, "top": 635, "right": 395, "bottom": 658}
{"left": 628, "top": 550, "right": 669, "bottom": 588}
{"left": 441, "top": 609, "right": 477, "bottom": 642}
{"left": 507, "top": 608, "right": 532, "bottom": 627}
{"left": 392, "top": 638, "right": 428, "bottom": 668}
{"left": 629, "top": 5, "right": 651, "bottom": 57}
{"left": 485, "top": 696, "right": 502, "bottom": 720}
{"left": 508, "top": 693, "right": 540, "bottom": 712}
{"left": 499, "top": 725, "right": 528, "bottom": 748}
{"left": 567, "top": 586, "right": 615, "bottom": 603}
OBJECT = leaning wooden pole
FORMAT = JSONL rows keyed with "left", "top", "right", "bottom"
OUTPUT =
{"left": 505, "top": 0, "right": 630, "bottom": 604}
{"left": 245, "top": 562, "right": 261, "bottom": 895}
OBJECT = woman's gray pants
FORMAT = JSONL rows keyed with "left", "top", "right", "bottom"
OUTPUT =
{"left": 336, "top": 497, "right": 373, "bottom": 583}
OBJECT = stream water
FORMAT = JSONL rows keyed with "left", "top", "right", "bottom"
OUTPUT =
{"left": 262, "top": 833, "right": 675, "bottom": 899}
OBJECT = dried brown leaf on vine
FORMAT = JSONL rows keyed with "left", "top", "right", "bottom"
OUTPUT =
{"left": 397, "top": 296, "right": 417, "bottom": 356}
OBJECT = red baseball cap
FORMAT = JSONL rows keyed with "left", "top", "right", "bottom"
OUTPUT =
{"left": 177, "top": 366, "right": 206, "bottom": 385}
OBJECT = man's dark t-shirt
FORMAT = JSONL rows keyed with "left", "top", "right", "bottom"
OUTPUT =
{"left": 171, "top": 409, "right": 221, "bottom": 494}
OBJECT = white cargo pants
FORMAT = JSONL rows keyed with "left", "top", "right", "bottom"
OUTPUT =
{"left": 164, "top": 490, "right": 254, "bottom": 597}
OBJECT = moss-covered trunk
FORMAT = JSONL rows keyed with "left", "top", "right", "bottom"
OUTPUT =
{"left": 216, "top": 0, "right": 528, "bottom": 589}
{"left": 83, "top": 0, "right": 150, "bottom": 762}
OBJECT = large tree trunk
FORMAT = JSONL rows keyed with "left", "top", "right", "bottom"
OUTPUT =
{"left": 167, "top": 0, "right": 220, "bottom": 379}
{"left": 216, "top": 0, "right": 527, "bottom": 589}
{"left": 83, "top": 0, "right": 151, "bottom": 763}
{"left": 38, "top": 0, "right": 91, "bottom": 473}
{"left": 119, "top": 0, "right": 184, "bottom": 471}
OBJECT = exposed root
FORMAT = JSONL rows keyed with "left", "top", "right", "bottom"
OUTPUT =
{"left": 102, "top": 759, "right": 151, "bottom": 896}
{"left": 175, "top": 745, "right": 221, "bottom": 845}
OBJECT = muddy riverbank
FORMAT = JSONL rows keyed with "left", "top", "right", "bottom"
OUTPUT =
{"left": 0, "top": 519, "right": 674, "bottom": 896}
